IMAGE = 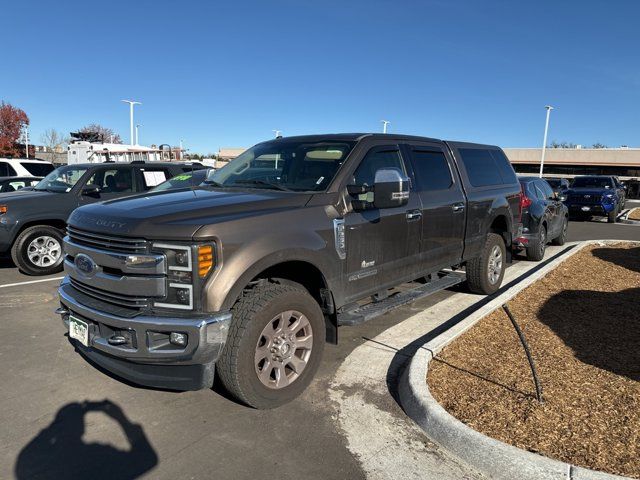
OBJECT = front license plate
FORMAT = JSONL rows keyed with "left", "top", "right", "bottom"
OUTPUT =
{"left": 69, "top": 316, "right": 89, "bottom": 347}
{"left": 581, "top": 206, "right": 591, "bottom": 212}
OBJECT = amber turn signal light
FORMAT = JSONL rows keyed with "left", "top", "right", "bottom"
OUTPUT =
{"left": 0, "top": 205, "right": 7, "bottom": 214}
{"left": 197, "top": 245, "right": 214, "bottom": 277}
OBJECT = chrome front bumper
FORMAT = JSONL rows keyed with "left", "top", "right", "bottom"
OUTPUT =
{"left": 58, "top": 277, "right": 231, "bottom": 390}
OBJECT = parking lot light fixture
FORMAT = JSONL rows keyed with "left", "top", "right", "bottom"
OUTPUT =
{"left": 539, "top": 105, "right": 554, "bottom": 178}
{"left": 381, "top": 120, "right": 390, "bottom": 134}
{"left": 121, "top": 99, "right": 141, "bottom": 146}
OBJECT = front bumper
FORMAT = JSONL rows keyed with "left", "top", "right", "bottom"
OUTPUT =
{"left": 566, "top": 203, "right": 613, "bottom": 216}
{"left": 58, "top": 277, "right": 231, "bottom": 390}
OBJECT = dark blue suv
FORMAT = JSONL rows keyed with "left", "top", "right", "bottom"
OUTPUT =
{"left": 564, "top": 175, "right": 626, "bottom": 223}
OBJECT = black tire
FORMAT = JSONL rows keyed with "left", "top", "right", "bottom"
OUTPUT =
{"left": 526, "top": 224, "right": 547, "bottom": 262}
{"left": 466, "top": 233, "right": 506, "bottom": 295}
{"left": 607, "top": 206, "right": 618, "bottom": 223}
{"left": 552, "top": 217, "right": 568, "bottom": 246}
{"left": 11, "top": 225, "right": 65, "bottom": 276}
{"left": 217, "top": 280, "right": 325, "bottom": 409}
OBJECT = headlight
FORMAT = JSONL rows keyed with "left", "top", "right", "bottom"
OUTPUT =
{"left": 152, "top": 242, "right": 215, "bottom": 310}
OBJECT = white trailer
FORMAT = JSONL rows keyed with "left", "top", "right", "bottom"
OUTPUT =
{"left": 67, "top": 142, "right": 165, "bottom": 164}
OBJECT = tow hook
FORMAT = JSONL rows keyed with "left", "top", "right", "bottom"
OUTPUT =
{"left": 108, "top": 335, "right": 128, "bottom": 346}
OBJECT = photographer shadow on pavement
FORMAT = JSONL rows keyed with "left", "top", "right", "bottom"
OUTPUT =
{"left": 15, "top": 400, "right": 158, "bottom": 480}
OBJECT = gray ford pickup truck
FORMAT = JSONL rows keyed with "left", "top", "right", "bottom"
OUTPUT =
{"left": 57, "top": 133, "right": 523, "bottom": 408}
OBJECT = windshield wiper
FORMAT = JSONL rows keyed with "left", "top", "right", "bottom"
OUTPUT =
{"left": 231, "top": 179, "right": 292, "bottom": 191}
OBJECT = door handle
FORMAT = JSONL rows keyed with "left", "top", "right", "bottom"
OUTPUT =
{"left": 406, "top": 210, "right": 422, "bottom": 221}
{"left": 452, "top": 203, "right": 465, "bottom": 212}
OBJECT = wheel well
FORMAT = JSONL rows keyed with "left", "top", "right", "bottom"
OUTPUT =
{"left": 489, "top": 215, "right": 510, "bottom": 246}
{"left": 249, "top": 261, "right": 337, "bottom": 344}
{"left": 19, "top": 219, "right": 67, "bottom": 235}
{"left": 251, "top": 261, "right": 329, "bottom": 309}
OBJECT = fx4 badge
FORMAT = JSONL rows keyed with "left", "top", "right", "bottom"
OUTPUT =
{"left": 361, "top": 260, "right": 375, "bottom": 268}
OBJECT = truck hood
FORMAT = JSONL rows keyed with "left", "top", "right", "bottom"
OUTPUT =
{"left": 67, "top": 187, "right": 313, "bottom": 240}
{"left": 0, "top": 189, "right": 63, "bottom": 203}
{"left": 566, "top": 187, "right": 611, "bottom": 196}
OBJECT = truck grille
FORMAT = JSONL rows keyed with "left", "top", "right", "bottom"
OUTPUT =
{"left": 67, "top": 226, "right": 147, "bottom": 253}
{"left": 568, "top": 193, "right": 602, "bottom": 205}
{"left": 69, "top": 277, "right": 150, "bottom": 309}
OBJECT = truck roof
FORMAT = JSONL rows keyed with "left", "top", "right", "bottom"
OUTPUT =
{"left": 269, "top": 133, "right": 443, "bottom": 143}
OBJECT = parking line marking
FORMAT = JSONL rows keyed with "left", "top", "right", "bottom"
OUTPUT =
{"left": 0, "top": 277, "right": 64, "bottom": 289}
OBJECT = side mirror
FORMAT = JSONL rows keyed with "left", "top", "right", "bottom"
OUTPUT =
{"left": 82, "top": 184, "right": 101, "bottom": 196}
{"left": 373, "top": 168, "right": 410, "bottom": 209}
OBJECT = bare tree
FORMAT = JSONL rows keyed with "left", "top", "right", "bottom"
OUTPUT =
{"left": 40, "top": 129, "right": 70, "bottom": 164}
{"left": 591, "top": 142, "right": 608, "bottom": 149}
{"left": 78, "top": 124, "right": 122, "bottom": 144}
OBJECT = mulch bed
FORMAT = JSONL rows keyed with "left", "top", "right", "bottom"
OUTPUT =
{"left": 428, "top": 243, "right": 640, "bottom": 478}
{"left": 629, "top": 208, "right": 640, "bottom": 221}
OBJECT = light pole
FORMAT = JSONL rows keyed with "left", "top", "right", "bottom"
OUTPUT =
{"left": 381, "top": 120, "right": 390, "bottom": 134}
{"left": 121, "top": 99, "right": 141, "bottom": 146}
{"left": 179, "top": 139, "right": 184, "bottom": 160}
{"left": 135, "top": 124, "right": 141, "bottom": 145}
{"left": 539, "top": 105, "right": 553, "bottom": 178}
{"left": 24, "top": 124, "right": 29, "bottom": 158}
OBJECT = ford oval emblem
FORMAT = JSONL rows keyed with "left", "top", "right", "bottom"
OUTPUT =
{"left": 75, "top": 253, "right": 97, "bottom": 276}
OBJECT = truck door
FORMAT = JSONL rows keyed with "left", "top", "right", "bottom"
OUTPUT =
{"left": 405, "top": 143, "right": 466, "bottom": 272}
{"left": 343, "top": 144, "right": 422, "bottom": 303}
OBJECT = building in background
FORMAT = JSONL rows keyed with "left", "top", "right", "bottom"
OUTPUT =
{"left": 504, "top": 147, "right": 640, "bottom": 198}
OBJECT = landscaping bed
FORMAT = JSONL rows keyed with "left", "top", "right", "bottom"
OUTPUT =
{"left": 428, "top": 242, "right": 640, "bottom": 479}
{"left": 628, "top": 208, "right": 640, "bottom": 221}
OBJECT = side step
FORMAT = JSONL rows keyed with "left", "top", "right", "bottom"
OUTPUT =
{"left": 337, "top": 273, "right": 464, "bottom": 326}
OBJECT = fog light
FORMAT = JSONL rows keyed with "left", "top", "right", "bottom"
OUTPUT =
{"left": 170, "top": 332, "right": 187, "bottom": 346}
{"left": 176, "top": 288, "right": 190, "bottom": 304}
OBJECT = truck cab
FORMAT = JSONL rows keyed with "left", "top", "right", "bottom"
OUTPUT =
{"left": 57, "top": 134, "right": 522, "bottom": 408}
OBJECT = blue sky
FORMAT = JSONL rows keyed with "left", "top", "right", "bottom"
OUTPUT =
{"left": 3, "top": 0, "right": 640, "bottom": 153}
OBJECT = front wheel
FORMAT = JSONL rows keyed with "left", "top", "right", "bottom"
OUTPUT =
{"left": 466, "top": 233, "right": 506, "bottom": 295}
{"left": 607, "top": 206, "right": 618, "bottom": 223}
{"left": 217, "top": 280, "right": 325, "bottom": 409}
{"left": 11, "top": 225, "right": 65, "bottom": 276}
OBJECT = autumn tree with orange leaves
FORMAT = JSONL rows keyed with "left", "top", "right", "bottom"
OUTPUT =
{"left": 0, "top": 101, "right": 29, "bottom": 157}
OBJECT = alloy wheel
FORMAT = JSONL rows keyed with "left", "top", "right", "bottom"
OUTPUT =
{"left": 26, "top": 236, "right": 61, "bottom": 268}
{"left": 487, "top": 245, "right": 503, "bottom": 285}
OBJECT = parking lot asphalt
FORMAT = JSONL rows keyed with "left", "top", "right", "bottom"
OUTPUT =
{"left": 0, "top": 215, "right": 638, "bottom": 480}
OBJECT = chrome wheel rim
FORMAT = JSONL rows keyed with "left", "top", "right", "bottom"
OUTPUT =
{"left": 26, "top": 236, "right": 61, "bottom": 268}
{"left": 487, "top": 245, "right": 503, "bottom": 285}
{"left": 254, "top": 310, "right": 313, "bottom": 389}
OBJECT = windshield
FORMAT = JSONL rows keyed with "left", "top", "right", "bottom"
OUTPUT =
{"left": 34, "top": 166, "right": 90, "bottom": 193}
{"left": 571, "top": 177, "right": 613, "bottom": 189}
{"left": 206, "top": 140, "right": 356, "bottom": 192}
{"left": 151, "top": 169, "right": 210, "bottom": 192}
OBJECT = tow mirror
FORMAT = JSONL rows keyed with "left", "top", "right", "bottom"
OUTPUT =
{"left": 373, "top": 168, "right": 409, "bottom": 209}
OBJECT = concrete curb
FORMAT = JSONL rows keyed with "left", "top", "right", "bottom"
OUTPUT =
{"left": 621, "top": 207, "right": 640, "bottom": 225}
{"left": 399, "top": 240, "right": 637, "bottom": 480}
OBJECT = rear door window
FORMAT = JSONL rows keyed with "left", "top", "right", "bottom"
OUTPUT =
{"left": 0, "top": 162, "right": 17, "bottom": 176}
{"left": 138, "top": 167, "right": 172, "bottom": 190}
{"left": 457, "top": 148, "right": 503, "bottom": 187}
{"left": 409, "top": 148, "right": 453, "bottom": 191}
{"left": 20, "top": 162, "right": 55, "bottom": 176}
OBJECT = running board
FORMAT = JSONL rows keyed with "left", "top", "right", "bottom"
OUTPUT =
{"left": 337, "top": 273, "right": 465, "bottom": 326}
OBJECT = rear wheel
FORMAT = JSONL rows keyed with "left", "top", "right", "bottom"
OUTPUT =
{"left": 217, "top": 280, "right": 325, "bottom": 409}
{"left": 11, "top": 225, "right": 65, "bottom": 276}
{"left": 466, "top": 233, "right": 506, "bottom": 295}
{"left": 552, "top": 217, "right": 568, "bottom": 246}
{"left": 526, "top": 224, "right": 547, "bottom": 261}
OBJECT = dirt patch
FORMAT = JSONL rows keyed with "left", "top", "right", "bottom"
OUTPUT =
{"left": 628, "top": 208, "right": 640, "bottom": 221}
{"left": 428, "top": 243, "right": 640, "bottom": 478}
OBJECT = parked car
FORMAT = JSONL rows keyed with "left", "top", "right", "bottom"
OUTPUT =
{"left": 57, "top": 133, "right": 523, "bottom": 409}
{"left": 545, "top": 177, "right": 571, "bottom": 200}
{"left": 0, "top": 176, "right": 42, "bottom": 192}
{"left": 0, "top": 158, "right": 55, "bottom": 177}
{"left": 564, "top": 175, "right": 625, "bottom": 223}
{"left": 150, "top": 168, "right": 212, "bottom": 192}
{"left": 515, "top": 177, "right": 569, "bottom": 261}
{"left": 0, "top": 161, "right": 204, "bottom": 275}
